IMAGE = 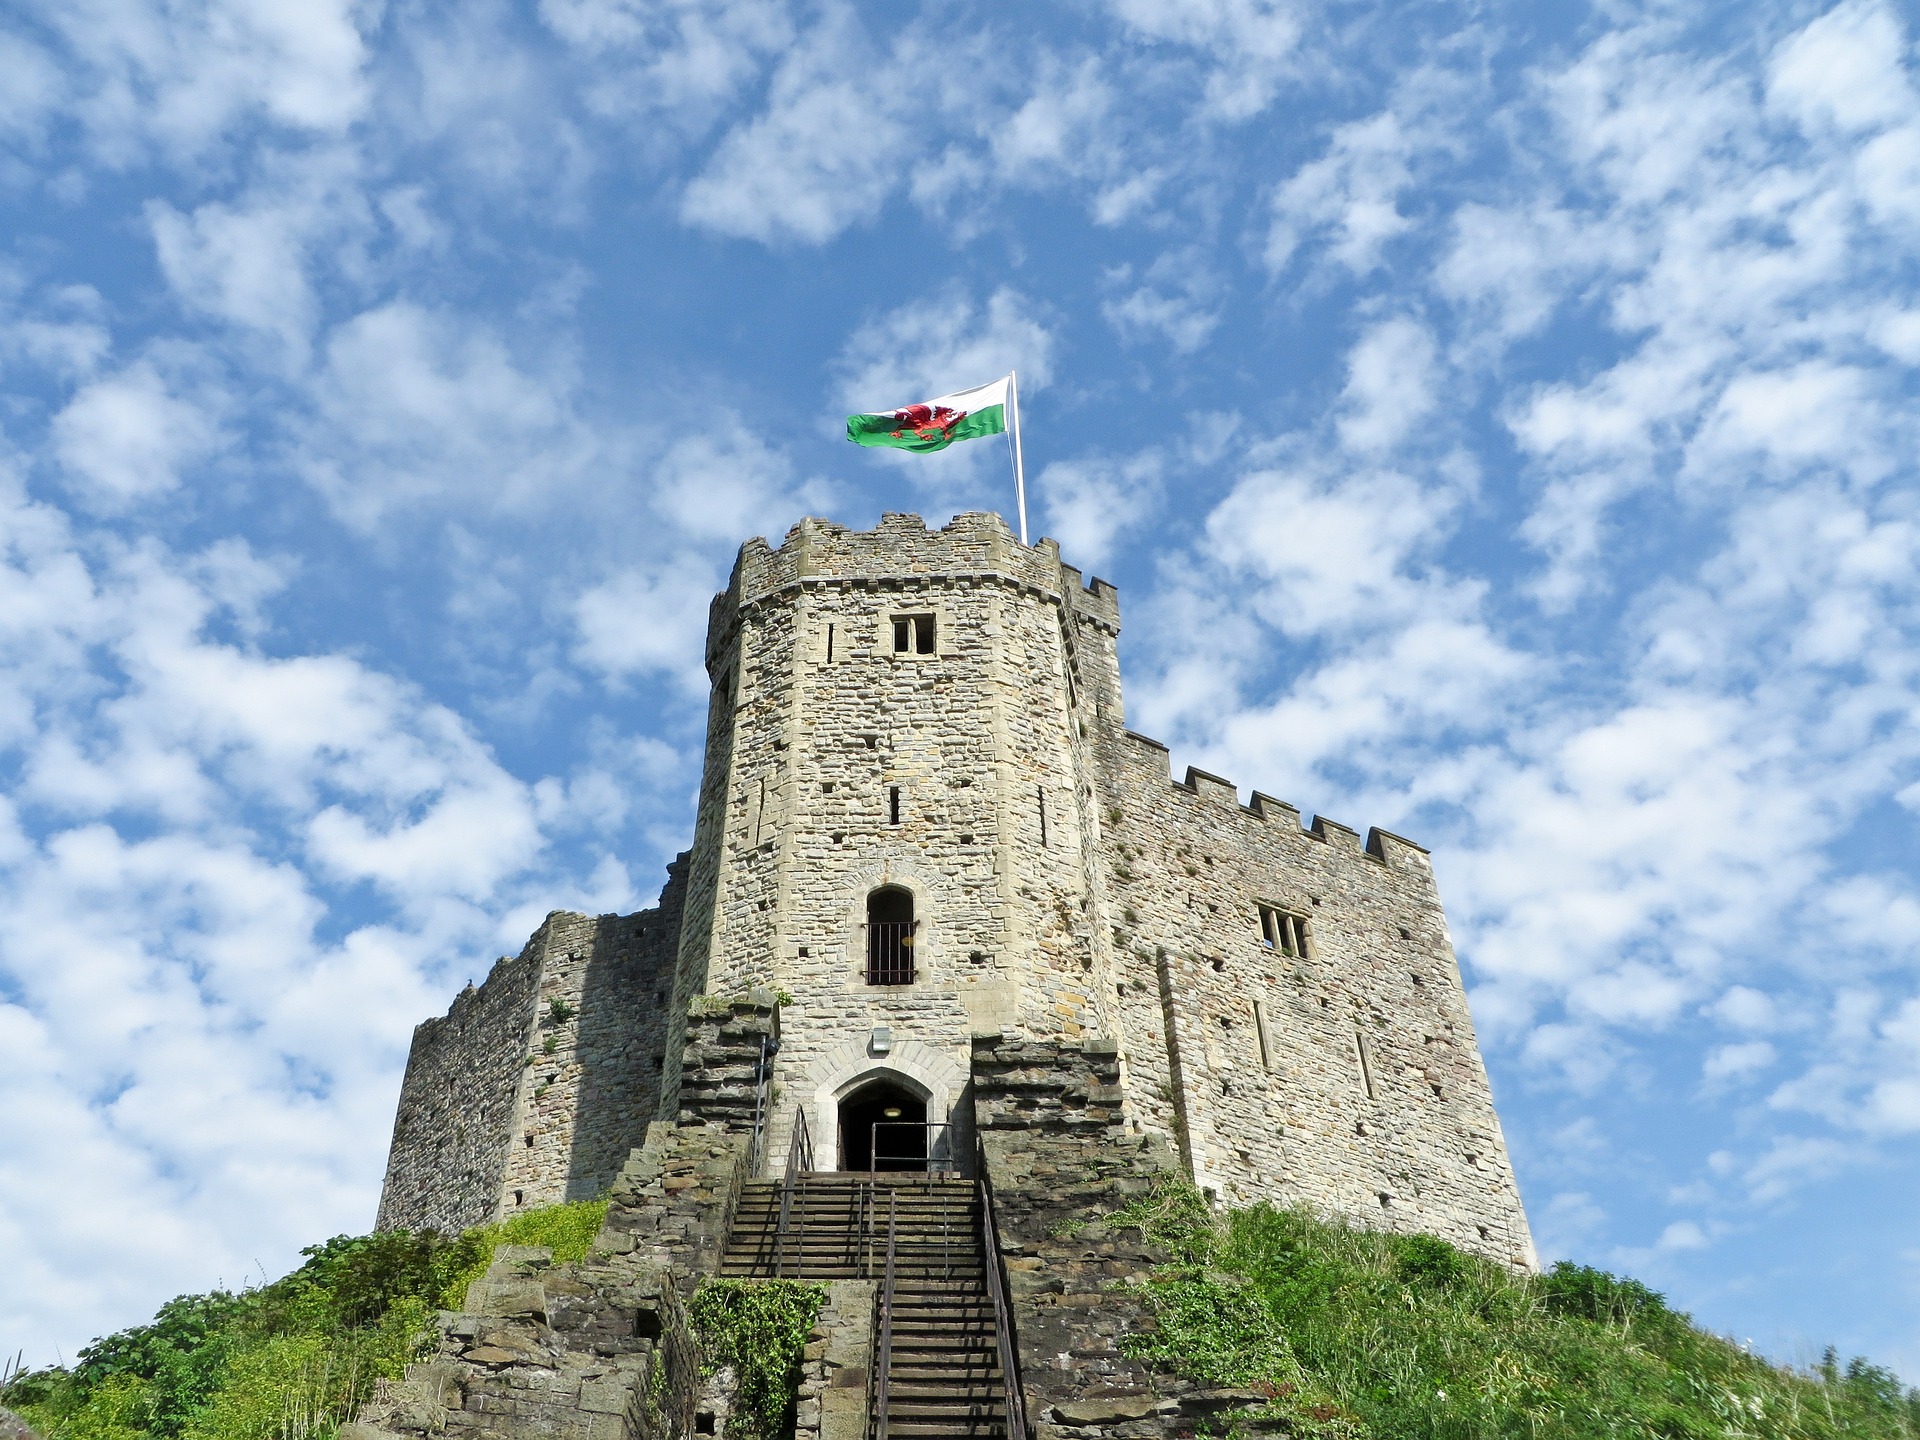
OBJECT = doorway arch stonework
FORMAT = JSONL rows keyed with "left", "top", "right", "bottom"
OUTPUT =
{"left": 796, "top": 1035, "right": 969, "bottom": 1172}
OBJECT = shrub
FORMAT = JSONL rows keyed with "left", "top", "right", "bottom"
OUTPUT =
{"left": 433, "top": 1198, "right": 608, "bottom": 1310}
{"left": 686, "top": 1279, "right": 826, "bottom": 1440}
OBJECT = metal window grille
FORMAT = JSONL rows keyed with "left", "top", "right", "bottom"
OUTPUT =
{"left": 867, "top": 921, "right": 916, "bottom": 985}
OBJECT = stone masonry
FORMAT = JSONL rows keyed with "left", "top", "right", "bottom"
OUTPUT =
{"left": 376, "top": 510, "right": 1535, "bottom": 1269}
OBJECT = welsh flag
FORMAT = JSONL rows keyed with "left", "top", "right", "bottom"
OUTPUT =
{"left": 846, "top": 376, "right": 1009, "bottom": 453}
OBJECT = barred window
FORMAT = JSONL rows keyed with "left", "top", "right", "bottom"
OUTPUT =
{"left": 866, "top": 886, "right": 917, "bottom": 985}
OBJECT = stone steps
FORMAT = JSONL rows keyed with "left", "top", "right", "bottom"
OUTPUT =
{"left": 720, "top": 1176, "right": 1010, "bottom": 1439}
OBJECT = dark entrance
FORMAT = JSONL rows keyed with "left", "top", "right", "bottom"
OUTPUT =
{"left": 838, "top": 1080, "right": 928, "bottom": 1171}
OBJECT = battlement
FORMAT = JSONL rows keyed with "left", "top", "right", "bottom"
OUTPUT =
{"left": 1116, "top": 728, "right": 1430, "bottom": 868}
{"left": 704, "top": 514, "right": 1122, "bottom": 672}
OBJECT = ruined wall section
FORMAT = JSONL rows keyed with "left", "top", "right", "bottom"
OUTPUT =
{"left": 496, "top": 871, "right": 685, "bottom": 1214}
{"left": 377, "top": 946, "right": 542, "bottom": 1234}
{"left": 379, "top": 870, "right": 685, "bottom": 1232}
{"left": 1096, "top": 732, "right": 1536, "bottom": 1268}
{"left": 655, "top": 607, "right": 744, "bottom": 1124}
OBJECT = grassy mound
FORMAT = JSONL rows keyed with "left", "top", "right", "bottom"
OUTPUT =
{"left": 1116, "top": 1179, "right": 1918, "bottom": 1438}
{"left": 2, "top": 1200, "right": 606, "bottom": 1440}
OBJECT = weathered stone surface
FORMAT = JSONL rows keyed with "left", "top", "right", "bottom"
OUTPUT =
{"left": 0, "top": 1408, "right": 43, "bottom": 1440}
{"left": 365, "top": 512, "right": 1543, "bottom": 1436}
{"left": 375, "top": 511, "right": 1534, "bottom": 1266}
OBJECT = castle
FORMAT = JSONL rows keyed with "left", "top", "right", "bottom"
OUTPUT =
{"left": 375, "top": 511, "right": 1535, "bottom": 1271}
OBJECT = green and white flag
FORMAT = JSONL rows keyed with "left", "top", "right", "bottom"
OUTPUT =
{"left": 845, "top": 376, "right": 1010, "bottom": 453}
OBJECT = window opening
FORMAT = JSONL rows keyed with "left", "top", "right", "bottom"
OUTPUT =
{"left": 1037, "top": 787, "right": 1047, "bottom": 846}
{"left": 892, "top": 613, "right": 935, "bottom": 653}
{"left": 1354, "top": 1031, "right": 1376, "bottom": 1099}
{"left": 866, "top": 886, "right": 916, "bottom": 985}
{"left": 1253, "top": 999, "right": 1274, "bottom": 1071}
{"left": 1259, "top": 906, "right": 1309, "bottom": 956}
{"left": 888, "top": 786, "right": 901, "bottom": 825}
{"left": 826, "top": 622, "right": 835, "bottom": 663}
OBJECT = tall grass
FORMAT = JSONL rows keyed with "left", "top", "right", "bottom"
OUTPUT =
{"left": 1117, "top": 1180, "right": 1919, "bottom": 1439}
{"left": 2, "top": 1201, "right": 608, "bottom": 1440}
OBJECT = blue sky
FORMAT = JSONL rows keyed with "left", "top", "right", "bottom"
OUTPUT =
{"left": 2, "top": 0, "right": 1917, "bottom": 1381}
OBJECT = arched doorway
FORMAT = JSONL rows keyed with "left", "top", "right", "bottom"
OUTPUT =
{"left": 838, "top": 1078, "right": 928, "bottom": 1171}
{"left": 866, "top": 886, "right": 916, "bottom": 985}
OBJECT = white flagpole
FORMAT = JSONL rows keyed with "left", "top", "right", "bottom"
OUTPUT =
{"left": 1008, "top": 370, "right": 1028, "bottom": 545}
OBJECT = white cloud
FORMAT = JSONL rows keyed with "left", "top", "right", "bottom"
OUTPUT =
{"left": 837, "top": 286, "right": 1055, "bottom": 419}
{"left": 1267, "top": 111, "right": 1418, "bottom": 277}
{"left": 1705, "top": 1040, "right": 1777, "bottom": 1083}
{"left": 0, "top": 470, "right": 588, "bottom": 1361}
{"left": 571, "top": 553, "right": 726, "bottom": 691}
{"left": 1766, "top": 0, "right": 1916, "bottom": 136}
{"left": 52, "top": 357, "right": 227, "bottom": 511}
{"left": 1336, "top": 317, "right": 1438, "bottom": 453}
{"left": 539, "top": 0, "right": 794, "bottom": 129}
{"left": 679, "top": 8, "right": 920, "bottom": 244}
{"left": 147, "top": 152, "right": 369, "bottom": 362}
{"left": 294, "top": 302, "right": 601, "bottom": 530}
{"left": 18, "top": 0, "right": 370, "bottom": 161}
{"left": 1101, "top": 0, "right": 1303, "bottom": 120}
{"left": 1037, "top": 451, "right": 1162, "bottom": 570}
{"left": 1102, "top": 249, "right": 1223, "bottom": 354}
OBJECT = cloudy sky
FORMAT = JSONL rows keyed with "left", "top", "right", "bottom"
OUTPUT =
{"left": 2, "top": 0, "right": 1918, "bottom": 1380}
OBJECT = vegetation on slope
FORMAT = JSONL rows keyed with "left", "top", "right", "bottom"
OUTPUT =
{"left": 9, "top": 1184, "right": 1914, "bottom": 1440}
{"left": 2, "top": 1201, "right": 606, "bottom": 1440}
{"left": 1116, "top": 1179, "right": 1919, "bottom": 1438}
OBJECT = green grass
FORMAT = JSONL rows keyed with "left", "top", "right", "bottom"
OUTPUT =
{"left": 2, "top": 1201, "right": 608, "bottom": 1440}
{"left": 1115, "top": 1179, "right": 1919, "bottom": 1439}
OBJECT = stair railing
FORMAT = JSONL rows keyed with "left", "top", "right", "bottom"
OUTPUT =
{"left": 874, "top": 1191, "right": 898, "bottom": 1440}
{"left": 772, "top": 1106, "right": 813, "bottom": 1278}
{"left": 747, "top": 1032, "right": 774, "bottom": 1178}
{"left": 978, "top": 1166, "right": 1031, "bottom": 1440}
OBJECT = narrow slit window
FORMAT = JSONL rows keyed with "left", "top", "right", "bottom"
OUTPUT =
{"left": 826, "top": 623, "right": 835, "bottom": 663}
{"left": 888, "top": 786, "right": 901, "bottom": 825}
{"left": 892, "top": 617, "right": 910, "bottom": 652}
{"left": 1354, "top": 1031, "right": 1376, "bottom": 1099}
{"left": 1037, "top": 787, "right": 1048, "bottom": 846}
{"left": 1253, "top": 999, "right": 1274, "bottom": 1071}
{"left": 1258, "top": 905, "right": 1309, "bottom": 957}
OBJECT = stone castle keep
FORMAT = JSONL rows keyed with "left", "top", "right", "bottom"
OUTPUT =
{"left": 376, "top": 510, "right": 1534, "bottom": 1271}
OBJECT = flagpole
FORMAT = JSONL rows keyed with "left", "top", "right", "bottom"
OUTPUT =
{"left": 1009, "top": 370, "right": 1028, "bottom": 545}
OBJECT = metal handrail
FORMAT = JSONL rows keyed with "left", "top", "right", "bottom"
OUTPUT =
{"left": 978, "top": 1170, "right": 1030, "bottom": 1439}
{"left": 773, "top": 1107, "right": 813, "bottom": 1277}
{"left": 874, "top": 1192, "right": 898, "bottom": 1440}
{"left": 747, "top": 1033, "right": 773, "bottom": 1177}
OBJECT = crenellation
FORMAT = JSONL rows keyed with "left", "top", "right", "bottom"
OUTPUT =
{"left": 377, "top": 509, "right": 1534, "bottom": 1278}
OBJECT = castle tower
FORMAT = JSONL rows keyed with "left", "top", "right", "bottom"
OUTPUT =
{"left": 376, "top": 513, "right": 1535, "bottom": 1270}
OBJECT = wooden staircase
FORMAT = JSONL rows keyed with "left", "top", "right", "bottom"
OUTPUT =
{"left": 720, "top": 1173, "right": 1009, "bottom": 1439}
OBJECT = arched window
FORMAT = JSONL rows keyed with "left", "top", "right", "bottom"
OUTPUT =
{"left": 866, "top": 886, "right": 916, "bottom": 985}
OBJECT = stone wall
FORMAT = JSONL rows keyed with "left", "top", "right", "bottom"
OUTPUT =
{"left": 1092, "top": 729, "right": 1536, "bottom": 1268}
{"left": 377, "top": 868, "right": 685, "bottom": 1232}
{"left": 677, "top": 513, "right": 1123, "bottom": 1177}
{"left": 377, "top": 509, "right": 1535, "bottom": 1272}
{"left": 974, "top": 1034, "right": 1282, "bottom": 1439}
{"left": 376, "top": 946, "right": 541, "bottom": 1234}
{"left": 353, "top": 1121, "right": 754, "bottom": 1440}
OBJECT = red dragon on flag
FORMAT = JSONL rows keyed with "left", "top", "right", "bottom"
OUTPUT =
{"left": 885, "top": 403, "right": 968, "bottom": 445}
